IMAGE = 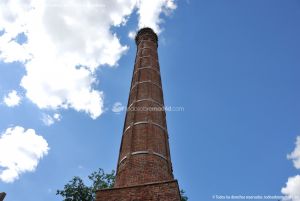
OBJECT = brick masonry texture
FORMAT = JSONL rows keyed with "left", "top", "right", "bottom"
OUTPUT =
{"left": 96, "top": 28, "right": 181, "bottom": 201}
{"left": 96, "top": 180, "right": 181, "bottom": 201}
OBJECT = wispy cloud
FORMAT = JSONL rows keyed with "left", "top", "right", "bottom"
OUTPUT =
{"left": 3, "top": 90, "right": 21, "bottom": 107}
{"left": 128, "top": 30, "right": 136, "bottom": 39}
{"left": 0, "top": 126, "right": 49, "bottom": 183}
{"left": 112, "top": 102, "right": 125, "bottom": 114}
{"left": 42, "top": 113, "right": 61, "bottom": 126}
{"left": 287, "top": 136, "right": 300, "bottom": 169}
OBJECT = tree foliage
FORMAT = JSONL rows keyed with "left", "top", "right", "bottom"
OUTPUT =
{"left": 57, "top": 168, "right": 115, "bottom": 201}
{"left": 57, "top": 168, "right": 187, "bottom": 201}
{"left": 180, "top": 189, "right": 189, "bottom": 201}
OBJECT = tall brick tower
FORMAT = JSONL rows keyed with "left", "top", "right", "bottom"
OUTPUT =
{"left": 96, "top": 28, "right": 181, "bottom": 201}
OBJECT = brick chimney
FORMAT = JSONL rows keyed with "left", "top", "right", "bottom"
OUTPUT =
{"left": 96, "top": 28, "right": 181, "bottom": 201}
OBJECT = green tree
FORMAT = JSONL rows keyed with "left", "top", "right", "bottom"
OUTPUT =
{"left": 57, "top": 168, "right": 188, "bottom": 201}
{"left": 57, "top": 168, "right": 115, "bottom": 201}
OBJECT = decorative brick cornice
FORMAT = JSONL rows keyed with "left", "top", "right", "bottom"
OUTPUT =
{"left": 135, "top": 27, "right": 158, "bottom": 47}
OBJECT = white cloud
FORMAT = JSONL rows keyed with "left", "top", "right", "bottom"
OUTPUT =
{"left": 136, "top": 0, "right": 177, "bottom": 33}
{"left": 42, "top": 114, "right": 54, "bottom": 126}
{"left": 282, "top": 175, "right": 300, "bottom": 201}
{"left": 128, "top": 30, "right": 136, "bottom": 39}
{"left": 0, "top": 0, "right": 176, "bottom": 119}
{"left": 3, "top": 90, "right": 22, "bottom": 107}
{"left": 53, "top": 113, "right": 61, "bottom": 121}
{"left": 42, "top": 113, "right": 61, "bottom": 126}
{"left": 0, "top": 126, "right": 49, "bottom": 183}
{"left": 287, "top": 136, "right": 300, "bottom": 169}
{"left": 282, "top": 136, "right": 300, "bottom": 201}
{"left": 112, "top": 102, "right": 125, "bottom": 113}
{"left": 0, "top": 0, "right": 135, "bottom": 119}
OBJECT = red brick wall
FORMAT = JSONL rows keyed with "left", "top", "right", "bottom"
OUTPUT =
{"left": 96, "top": 28, "right": 181, "bottom": 201}
{"left": 96, "top": 180, "right": 181, "bottom": 201}
{"left": 114, "top": 28, "right": 174, "bottom": 187}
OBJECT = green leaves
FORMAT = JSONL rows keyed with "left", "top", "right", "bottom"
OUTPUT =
{"left": 89, "top": 169, "right": 115, "bottom": 198}
{"left": 56, "top": 169, "right": 115, "bottom": 201}
{"left": 57, "top": 168, "right": 188, "bottom": 201}
{"left": 180, "top": 189, "right": 189, "bottom": 201}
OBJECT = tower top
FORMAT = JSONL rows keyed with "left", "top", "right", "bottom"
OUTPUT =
{"left": 135, "top": 27, "right": 158, "bottom": 46}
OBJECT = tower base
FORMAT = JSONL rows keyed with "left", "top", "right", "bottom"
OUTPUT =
{"left": 96, "top": 180, "right": 181, "bottom": 201}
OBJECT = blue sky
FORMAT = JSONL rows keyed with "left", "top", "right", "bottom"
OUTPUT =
{"left": 1, "top": 0, "right": 300, "bottom": 201}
